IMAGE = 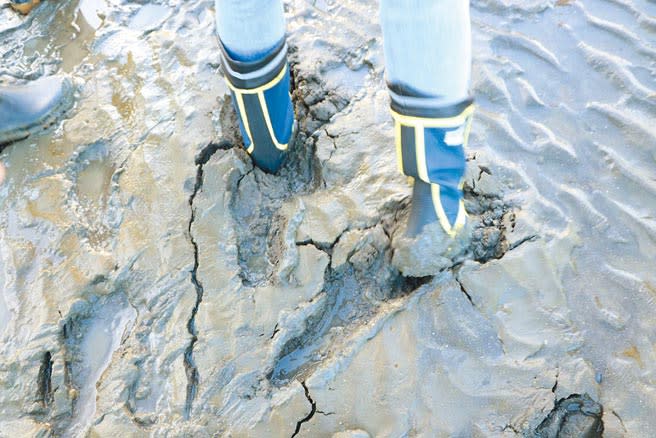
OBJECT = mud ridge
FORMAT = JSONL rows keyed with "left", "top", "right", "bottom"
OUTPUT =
{"left": 184, "top": 140, "right": 233, "bottom": 419}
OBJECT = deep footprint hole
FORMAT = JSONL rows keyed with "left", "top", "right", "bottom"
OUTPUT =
{"left": 227, "top": 52, "right": 351, "bottom": 287}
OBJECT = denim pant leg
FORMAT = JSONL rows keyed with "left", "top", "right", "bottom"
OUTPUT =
{"left": 215, "top": 0, "right": 286, "bottom": 61}
{"left": 379, "top": 0, "right": 472, "bottom": 105}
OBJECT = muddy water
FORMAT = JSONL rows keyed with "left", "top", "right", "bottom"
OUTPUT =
{"left": 0, "top": 0, "right": 655, "bottom": 436}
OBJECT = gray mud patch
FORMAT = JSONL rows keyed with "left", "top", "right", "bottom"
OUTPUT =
{"left": 533, "top": 394, "right": 604, "bottom": 438}
{"left": 268, "top": 176, "right": 519, "bottom": 384}
{"left": 230, "top": 55, "right": 349, "bottom": 287}
{"left": 268, "top": 208, "right": 430, "bottom": 386}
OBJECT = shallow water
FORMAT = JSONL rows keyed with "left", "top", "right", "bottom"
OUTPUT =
{"left": 0, "top": 0, "right": 654, "bottom": 436}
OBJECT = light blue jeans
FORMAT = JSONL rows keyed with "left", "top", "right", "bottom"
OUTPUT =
{"left": 215, "top": 0, "right": 471, "bottom": 105}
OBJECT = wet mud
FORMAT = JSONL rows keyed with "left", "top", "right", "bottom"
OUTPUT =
{"left": 0, "top": 0, "right": 654, "bottom": 436}
{"left": 534, "top": 394, "right": 604, "bottom": 438}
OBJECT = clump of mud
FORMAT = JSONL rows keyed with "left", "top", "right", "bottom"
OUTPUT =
{"left": 463, "top": 182, "right": 512, "bottom": 262}
{"left": 391, "top": 178, "right": 515, "bottom": 278}
{"left": 533, "top": 394, "right": 604, "bottom": 438}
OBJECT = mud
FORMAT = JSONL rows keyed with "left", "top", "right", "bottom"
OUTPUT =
{"left": 534, "top": 393, "right": 604, "bottom": 438}
{"left": 0, "top": 0, "right": 654, "bottom": 436}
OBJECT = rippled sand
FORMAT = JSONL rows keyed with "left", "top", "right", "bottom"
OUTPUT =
{"left": 0, "top": 0, "right": 654, "bottom": 436}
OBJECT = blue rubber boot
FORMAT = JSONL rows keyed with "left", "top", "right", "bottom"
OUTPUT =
{"left": 0, "top": 76, "right": 74, "bottom": 147}
{"left": 219, "top": 39, "right": 295, "bottom": 174}
{"left": 390, "top": 87, "right": 474, "bottom": 237}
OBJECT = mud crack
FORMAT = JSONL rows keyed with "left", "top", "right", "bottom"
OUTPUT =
{"left": 184, "top": 141, "right": 233, "bottom": 419}
{"left": 508, "top": 233, "right": 539, "bottom": 251}
{"left": 36, "top": 351, "right": 54, "bottom": 409}
{"left": 456, "top": 278, "right": 475, "bottom": 307}
{"left": 611, "top": 410, "right": 627, "bottom": 433}
{"left": 291, "top": 381, "right": 317, "bottom": 438}
{"left": 551, "top": 368, "right": 559, "bottom": 396}
{"left": 268, "top": 208, "right": 431, "bottom": 386}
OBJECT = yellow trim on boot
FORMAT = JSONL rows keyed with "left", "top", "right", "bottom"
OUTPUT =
{"left": 415, "top": 126, "right": 429, "bottom": 182}
{"left": 257, "top": 91, "right": 288, "bottom": 151}
{"left": 430, "top": 184, "right": 468, "bottom": 237}
{"left": 394, "top": 122, "right": 403, "bottom": 174}
{"left": 225, "top": 65, "right": 291, "bottom": 153}
{"left": 234, "top": 93, "right": 255, "bottom": 154}
{"left": 392, "top": 103, "right": 475, "bottom": 185}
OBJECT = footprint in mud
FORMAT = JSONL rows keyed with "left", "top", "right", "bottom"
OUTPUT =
{"left": 533, "top": 393, "right": 604, "bottom": 438}
{"left": 182, "top": 62, "right": 349, "bottom": 412}
{"left": 228, "top": 60, "right": 349, "bottom": 287}
{"left": 58, "top": 291, "right": 136, "bottom": 436}
{"left": 266, "top": 179, "right": 517, "bottom": 385}
{"left": 67, "top": 141, "right": 120, "bottom": 250}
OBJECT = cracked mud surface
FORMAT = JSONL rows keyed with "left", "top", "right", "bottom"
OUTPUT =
{"left": 184, "top": 140, "right": 233, "bottom": 417}
{"left": 1, "top": 0, "right": 654, "bottom": 436}
{"left": 230, "top": 64, "right": 333, "bottom": 287}
{"left": 269, "top": 219, "right": 432, "bottom": 386}
{"left": 291, "top": 381, "right": 316, "bottom": 437}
